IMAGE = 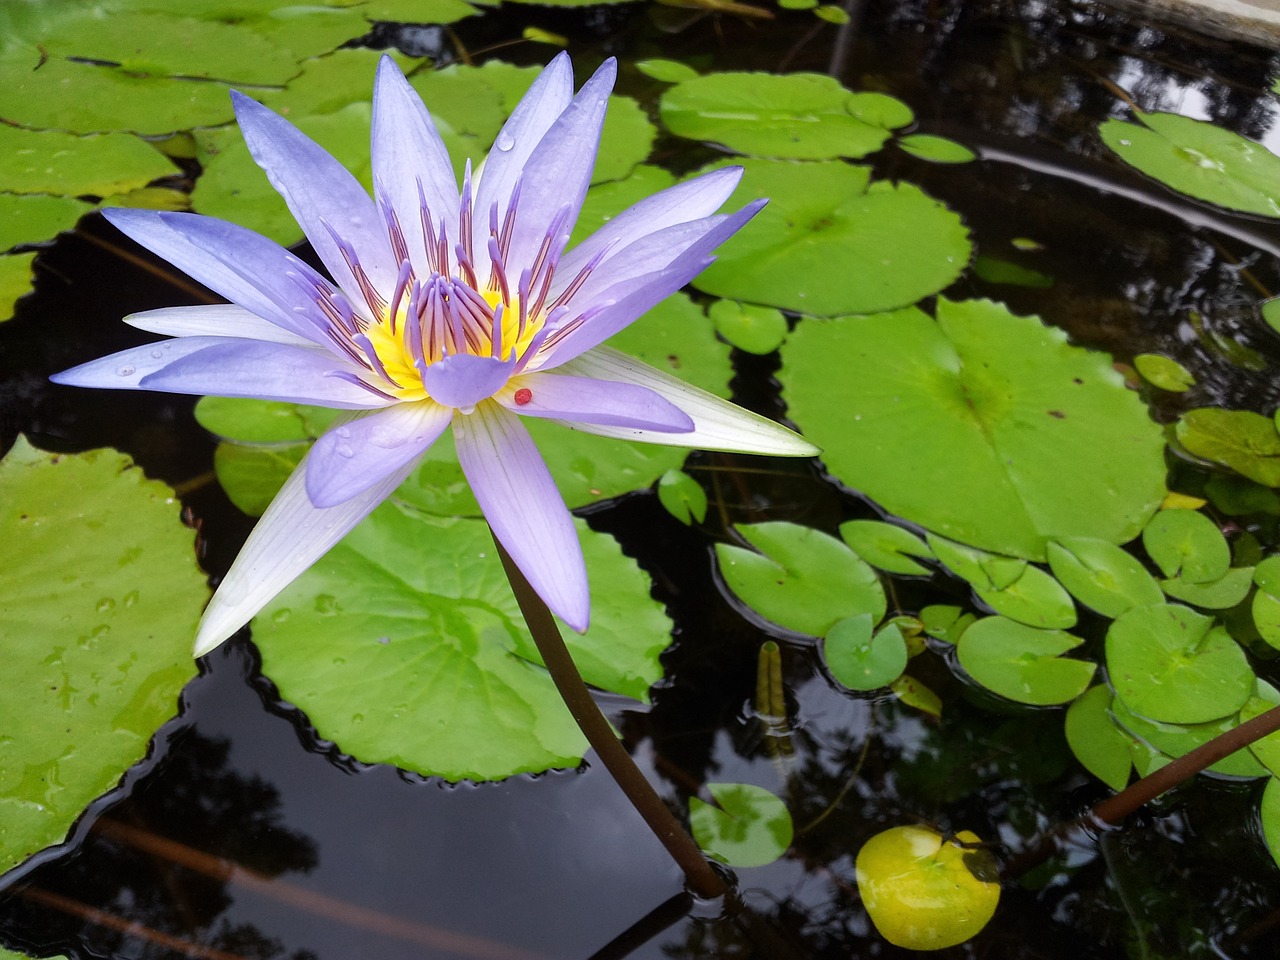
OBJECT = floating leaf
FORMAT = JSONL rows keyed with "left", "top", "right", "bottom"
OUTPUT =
{"left": 1263, "top": 297, "right": 1280, "bottom": 335}
{"left": 1254, "top": 557, "right": 1280, "bottom": 650}
{"left": 1110, "top": 696, "right": 1267, "bottom": 778}
{"left": 716, "top": 521, "right": 885, "bottom": 636}
{"left": 0, "top": 126, "right": 174, "bottom": 198}
{"left": 0, "top": 193, "right": 94, "bottom": 252}
{"left": 781, "top": 298, "right": 1166, "bottom": 559}
{"left": 660, "top": 73, "right": 908, "bottom": 160}
{"left": 1176, "top": 408, "right": 1280, "bottom": 486}
{"left": 1106, "top": 603, "right": 1253, "bottom": 725}
{"left": 689, "top": 783, "right": 793, "bottom": 868}
{"left": 919, "top": 604, "right": 975, "bottom": 645}
{"left": 929, "top": 536, "right": 1076, "bottom": 629}
{"left": 1262, "top": 778, "right": 1280, "bottom": 870}
{"left": 1142, "top": 508, "right": 1230, "bottom": 582}
{"left": 0, "top": 252, "right": 36, "bottom": 320}
{"left": 0, "top": 438, "right": 204, "bottom": 876}
{"left": 1065, "top": 685, "right": 1133, "bottom": 791}
{"left": 693, "top": 159, "right": 970, "bottom": 316}
{"left": 890, "top": 675, "right": 942, "bottom": 718}
{"left": 970, "top": 255, "right": 1053, "bottom": 288}
{"left": 255, "top": 509, "right": 668, "bottom": 781}
{"left": 1046, "top": 537, "right": 1163, "bottom": 618}
{"left": 839, "top": 519, "right": 934, "bottom": 576}
{"left": 898, "top": 133, "right": 976, "bottom": 163}
{"left": 856, "top": 825, "right": 1000, "bottom": 951}
{"left": 824, "top": 615, "right": 908, "bottom": 691}
{"left": 195, "top": 396, "right": 339, "bottom": 445}
{"left": 657, "top": 469, "right": 707, "bottom": 525}
{"left": 635, "top": 59, "right": 699, "bottom": 83}
{"left": 1241, "top": 683, "right": 1280, "bottom": 776}
{"left": 1161, "top": 566, "right": 1253, "bottom": 609}
{"left": 1134, "top": 353, "right": 1195, "bottom": 392}
{"left": 708, "top": 299, "right": 788, "bottom": 354}
{"left": 955, "top": 617, "right": 1094, "bottom": 705}
{"left": 1100, "top": 112, "right": 1280, "bottom": 218}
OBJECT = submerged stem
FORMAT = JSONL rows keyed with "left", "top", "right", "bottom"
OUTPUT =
{"left": 490, "top": 530, "right": 728, "bottom": 900}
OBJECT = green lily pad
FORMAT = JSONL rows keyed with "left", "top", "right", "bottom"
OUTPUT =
{"left": 0, "top": 193, "right": 94, "bottom": 252}
{"left": 955, "top": 616, "right": 1094, "bottom": 706}
{"left": 1176, "top": 408, "right": 1280, "bottom": 486}
{"left": 635, "top": 59, "right": 699, "bottom": 83}
{"left": 928, "top": 535, "right": 1077, "bottom": 629}
{"left": 0, "top": 950, "right": 68, "bottom": 960}
{"left": 1261, "top": 778, "right": 1280, "bottom": 870}
{"left": 708, "top": 299, "right": 789, "bottom": 355}
{"left": 1110, "top": 695, "right": 1267, "bottom": 779}
{"left": 1064, "top": 685, "right": 1133, "bottom": 791}
{"left": 1263, "top": 297, "right": 1280, "bottom": 335}
{"left": 657, "top": 469, "right": 707, "bottom": 525}
{"left": 898, "top": 133, "right": 976, "bottom": 164}
{"left": 970, "top": 255, "right": 1054, "bottom": 288}
{"left": 1161, "top": 566, "right": 1254, "bottom": 609}
{"left": 0, "top": 437, "right": 205, "bottom": 876}
{"left": 1046, "top": 537, "right": 1163, "bottom": 618}
{"left": 1142, "top": 508, "right": 1230, "bottom": 582}
{"left": 839, "top": 519, "right": 934, "bottom": 576}
{"left": 1106, "top": 603, "right": 1254, "bottom": 725}
{"left": 195, "top": 397, "right": 341, "bottom": 445}
{"left": 823, "top": 615, "right": 909, "bottom": 691}
{"left": 692, "top": 158, "right": 970, "bottom": 316}
{"left": 689, "top": 782, "right": 793, "bottom": 868}
{"left": 254, "top": 507, "right": 669, "bottom": 781}
{"left": 1134, "top": 353, "right": 1195, "bottom": 392}
{"left": 1100, "top": 112, "right": 1280, "bottom": 218}
{"left": 0, "top": 126, "right": 174, "bottom": 198}
{"left": 0, "top": 252, "right": 36, "bottom": 320}
{"left": 660, "top": 73, "right": 910, "bottom": 160}
{"left": 890, "top": 674, "right": 943, "bottom": 718}
{"left": 1254, "top": 557, "right": 1280, "bottom": 650}
{"left": 1241, "top": 683, "right": 1280, "bottom": 776}
{"left": 919, "top": 604, "right": 976, "bottom": 645}
{"left": 716, "top": 521, "right": 886, "bottom": 637}
{"left": 781, "top": 298, "right": 1166, "bottom": 560}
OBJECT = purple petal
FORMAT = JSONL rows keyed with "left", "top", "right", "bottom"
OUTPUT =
{"left": 372, "top": 56, "right": 459, "bottom": 283}
{"left": 556, "top": 166, "right": 744, "bottom": 286}
{"left": 471, "top": 53, "right": 575, "bottom": 268}
{"left": 496, "top": 372, "right": 693, "bottom": 432}
{"left": 305, "top": 401, "right": 451, "bottom": 508}
{"left": 535, "top": 200, "right": 767, "bottom": 368}
{"left": 102, "top": 209, "right": 340, "bottom": 346}
{"left": 193, "top": 447, "right": 418, "bottom": 656}
{"left": 233, "top": 91, "right": 397, "bottom": 303}
{"left": 422, "top": 353, "right": 516, "bottom": 409}
{"left": 51, "top": 337, "right": 233, "bottom": 390}
{"left": 454, "top": 402, "right": 589, "bottom": 632}
{"left": 502, "top": 59, "right": 617, "bottom": 279}
{"left": 138, "top": 340, "right": 392, "bottom": 408}
{"left": 125, "top": 304, "right": 313, "bottom": 345}
{"left": 556, "top": 347, "right": 820, "bottom": 456}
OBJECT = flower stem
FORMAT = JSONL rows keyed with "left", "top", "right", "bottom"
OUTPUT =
{"left": 490, "top": 530, "right": 728, "bottom": 900}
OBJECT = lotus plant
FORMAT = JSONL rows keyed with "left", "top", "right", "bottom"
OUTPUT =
{"left": 53, "top": 54, "right": 817, "bottom": 657}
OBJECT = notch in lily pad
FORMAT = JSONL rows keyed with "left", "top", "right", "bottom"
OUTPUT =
{"left": 823, "top": 614, "right": 909, "bottom": 692}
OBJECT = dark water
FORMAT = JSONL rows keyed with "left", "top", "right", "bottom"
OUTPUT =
{"left": 4, "top": 1, "right": 1280, "bottom": 958}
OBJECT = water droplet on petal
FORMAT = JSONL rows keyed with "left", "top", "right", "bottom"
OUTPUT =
{"left": 336, "top": 443, "right": 354, "bottom": 459}
{"left": 116, "top": 364, "right": 136, "bottom": 377}
{"left": 495, "top": 131, "right": 515, "bottom": 152}
{"left": 150, "top": 349, "right": 164, "bottom": 359}
{"left": 335, "top": 426, "right": 351, "bottom": 439}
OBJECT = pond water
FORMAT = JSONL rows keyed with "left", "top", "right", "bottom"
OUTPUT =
{"left": 3, "top": 0, "right": 1280, "bottom": 958}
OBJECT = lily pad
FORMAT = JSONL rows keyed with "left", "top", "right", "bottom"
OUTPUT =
{"left": 1100, "top": 112, "right": 1280, "bottom": 218}
{"left": 1141, "top": 508, "right": 1230, "bottom": 582}
{"left": 1241, "top": 683, "right": 1280, "bottom": 777}
{"left": 708, "top": 299, "right": 788, "bottom": 355}
{"left": 635, "top": 59, "right": 699, "bottom": 83}
{"left": 955, "top": 617, "right": 1094, "bottom": 706}
{"left": 1106, "top": 603, "right": 1254, "bottom": 725}
{"left": 0, "top": 438, "right": 204, "bottom": 876}
{"left": 781, "top": 298, "right": 1167, "bottom": 560}
{"left": 0, "top": 193, "right": 94, "bottom": 252}
{"left": 0, "top": 252, "right": 36, "bottom": 320}
{"left": 856, "top": 825, "right": 1000, "bottom": 951}
{"left": 839, "top": 519, "right": 934, "bottom": 576}
{"left": 657, "top": 469, "right": 707, "bottom": 525}
{"left": 1262, "top": 778, "right": 1280, "bottom": 870}
{"left": 1176, "top": 408, "right": 1280, "bottom": 486}
{"left": 689, "top": 782, "right": 793, "bottom": 868}
{"left": 823, "top": 616, "right": 909, "bottom": 691}
{"left": 1161, "top": 566, "right": 1253, "bottom": 609}
{"left": 1046, "top": 537, "right": 1163, "bottom": 618}
{"left": 692, "top": 158, "right": 970, "bottom": 316}
{"left": 919, "top": 604, "right": 976, "bottom": 645}
{"left": 1064, "top": 685, "right": 1133, "bottom": 791}
{"left": 898, "top": 133, "right": 976, "bottom": 164}
{"left": 716, "top": 521, "right": 886, "bottom": 637}
{"left": 930, "top": 536, "right": 1077, "bottom": 628}
{"left": 970, "top": 255, "right": 1054, "bottom": 288}
{"left": 1263, "top": 297, "right": 1280, "bottom": 335}
{"left": 0, "top": 126, "right": 174, "bottom": 198}
{"left": 660, "top": 72, "right": 910, "bottom": 160}
{"left": 254, "top": 507, "right": 669, "bottom": 781}
{"left": 1134, "top": 353, "right": 1195, "bottom": 392}
{"left": 1110, "top": 696, "right": 1267, "bottom": 779}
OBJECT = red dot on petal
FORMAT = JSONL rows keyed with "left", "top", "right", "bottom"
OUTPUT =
{"left": 514, "top": 388, "right": 533, "bottom": 406}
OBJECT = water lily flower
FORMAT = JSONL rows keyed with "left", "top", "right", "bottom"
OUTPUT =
{"left": 53, "top": 54, "right": 818, "bottom": 656}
